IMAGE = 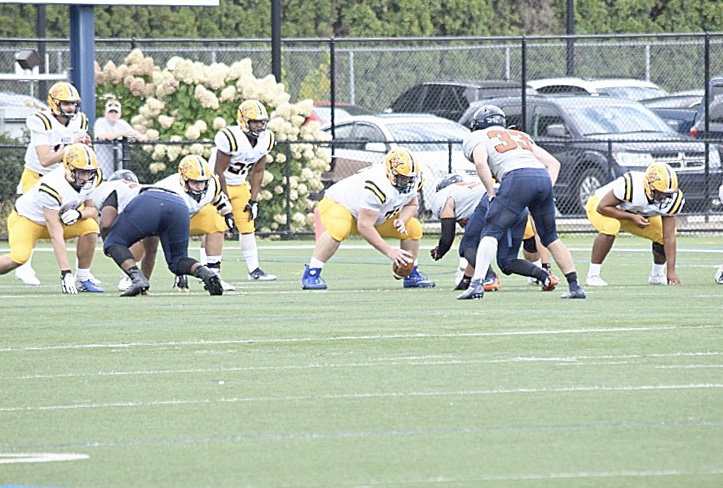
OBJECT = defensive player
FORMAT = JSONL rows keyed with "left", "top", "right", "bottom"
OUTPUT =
{"left": 302, "top": 147, "right": 435, "bottom": 290}
{"left": 457, "top": 105, "right": 584, "bottom": 300}
{"left": 156, "top": 155, "right": 236, "bottom": 291}
{"left": 89, "top": 170, "right": 223, "bottom": 296}
{"left": 585, "top": 162, "right": 684, "bottom": 286}
{"left": 210, "top": 99, "right": 277, "bottom": 282}
{"left": 15, "top": 81, "right": 93, "bottom": 286}
{"left": 0, "top": 144, "right": 103, "bottom": 294}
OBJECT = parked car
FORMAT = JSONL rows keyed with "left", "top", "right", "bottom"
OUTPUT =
{"left": 528, "top": 77, "right": 667, "bottom": 101}
{"left": 459, "top": 95, "right": 723, "bottom": 214}
{"left": 319, "top": 113, "right": 474, "bottom": 215}
{"left": 305, "top": 101, "right": 374, "bottom": 126}
{"left": 386, "top": 80, "right": 536, "bottom": 123}
{"left": 0, "top": 91, "right": 48, "bottom": 139}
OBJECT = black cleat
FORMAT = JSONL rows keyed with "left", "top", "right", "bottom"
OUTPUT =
{"left": 121, "top": 269, "right": 150, "bottom": 297}
{"left": 194, "top": 266, "right": 224, "bottom": 296}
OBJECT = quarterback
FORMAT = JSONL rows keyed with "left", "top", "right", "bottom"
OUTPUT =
{"left": 210, "top": 99, "right": 277, "bottom": 282}
{"left": 0, "top": 144, "right": 103, "bottom": 294}
{"left": 302, "top": 147, "right": 435, "bottom": 290}
{"left": 585, "top": 162, "right": 684, "bottom": 286}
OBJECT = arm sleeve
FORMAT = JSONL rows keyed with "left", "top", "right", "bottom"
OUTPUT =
{"left": 435, "top": 217, "right": 457, "bottom": 257}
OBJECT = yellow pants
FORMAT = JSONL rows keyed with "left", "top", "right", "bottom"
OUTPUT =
{"left": 189, "top": 204, "right": 227, "bottom": 236}
{"left": 7, "top": 211, "right": 98, "bottom": 264}
{"left": 318, "top": 197, "right": 423, "bottom": 242}
{"left": 585, "top": 195, "right": 665, "bottom": 244}
{"left": 227, "top": 182, "right": 255, "bottom": 234}
{"left": 20, "top": 168, "right": 42, "bottom": 193}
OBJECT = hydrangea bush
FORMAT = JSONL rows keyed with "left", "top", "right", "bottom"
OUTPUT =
{"left": 95, "top": 49, "right": 331, "bottom": 233}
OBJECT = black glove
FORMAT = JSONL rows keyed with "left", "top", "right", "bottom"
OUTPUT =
{"left": 244, "top": 199, "right": 258, "bottom": 220}
{"left": 224, "top": 213, "right": 237, "bottom": 232}
{"left": 430, "top": 246, "right": 443, "bottom": 261}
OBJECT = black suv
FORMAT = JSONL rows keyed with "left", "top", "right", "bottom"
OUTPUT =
{"left": 459, "top": 95, "right": 723, "bottom": 214}
{"left": 387, "top": 80, "right": 535, "bottom": 123}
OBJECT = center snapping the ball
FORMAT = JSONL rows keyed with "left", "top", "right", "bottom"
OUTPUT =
{"left": 393, "top": 260, "right": 414, "bottom": 279}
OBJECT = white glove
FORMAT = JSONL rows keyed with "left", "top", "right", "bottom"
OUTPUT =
{"left": 60, "top": 270, "right": 77, "bottom": 294}
{"left": 214, "top": 192, "right": 232, "bottom": 214}
{"left": 244, "top": 199, "right": 259, "bottom": 220}
{"left": 61, "top": 208, "right": 82, "bottom": 226}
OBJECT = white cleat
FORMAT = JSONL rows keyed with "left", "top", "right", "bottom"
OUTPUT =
{"left": 15, "top": 265, "right": 41, "bottom": 286}
{"left": 248, "top": 268, "right": 277, "bottom": 281}
{"left": 714, "top": 264, "right": 723, "bottom": 284}
{"left": 219, "top": 278, "right": 236, "bottom": 292}
{"left": 88, "top": 272, "right": 102, "bottom": 285}
{"left": 453, "top": 266, "right": 466, "bottom": 287}
{"left": 648, "top": 273, "right": 668, "bottom": 285}
{"left": 118, "top": 274, "right": 132, "bottom": 292}
{"left": 585, "top": 274, "right": 608, "bottom": 287}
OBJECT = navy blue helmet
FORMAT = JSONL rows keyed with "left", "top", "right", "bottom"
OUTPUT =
{"left": 470, "top": 105, "right": 506, "bottom": 131}
{"left": 108, "top": 169, "right": 139, "bottom": 184}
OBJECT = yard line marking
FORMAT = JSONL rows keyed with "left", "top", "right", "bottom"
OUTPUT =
{"left": 4, "top": 352, "right": 722, "bottom": 381}
{"left": 0, "top": 452, "right": 89, "bottom": 464}
{"left": 2, "top": 383, "right": 722, "bottom": 412}
{"left": 0, "top": 325, "right": 711, "bottom": 353}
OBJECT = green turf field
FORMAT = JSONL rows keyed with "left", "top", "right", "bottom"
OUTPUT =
{"left": 1, "top": 235, "right": 722, "bottom": 487}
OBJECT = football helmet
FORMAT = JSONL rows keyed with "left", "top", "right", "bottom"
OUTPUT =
{"left": 108, "top": 169, "right": 139, "bottom": 184}
{"left": 236, "top": 100, "right": 269, "bottom": 137}
{"left": 48, "top": 82, "right": 81, "bottom": 120}
{"left": 470, "top": 105, "right": 506, "bottom": 131}
{"left": 644, "top": 162, "right": 678, "bottom": 202}
{"left": 385, "top": 147, "right": 419, "bottom": 194}
{"left": 63, "top": 144, "right": 100, "bottom": 191}
{"left": 436, "top": 173, "right": 463, "bottom": 192}
{"left": 178, "top": 154, "right": 212, "bottom": 202}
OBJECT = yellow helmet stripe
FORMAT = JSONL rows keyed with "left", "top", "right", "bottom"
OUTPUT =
{"left": 364, "top": 180, "right": 386, "bottom": 204}
{"left": 39, "top": 183, "right": 62, "bottom": 206}
{"left": 221, "top": 128, "right": 237, "bottom": 152}
{"left": 623, "top": 172, "right": 633, "bottom": 201}
{"left": 669, "top": 191, "right": 684, "bottom": 215}
{"left": 662, "top": 164, "right": 675, "bottom": 191}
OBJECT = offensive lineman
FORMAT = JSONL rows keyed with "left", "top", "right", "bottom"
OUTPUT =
{"left": 457, "top": 105, "right": 585, "bottom": 300}
{"left": 210, "top": 99, "right": 277, "bottom": 282}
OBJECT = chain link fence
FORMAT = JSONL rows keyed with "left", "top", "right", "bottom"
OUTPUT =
{"left": 2, "top": 33, "right": 723, "bottom": 236}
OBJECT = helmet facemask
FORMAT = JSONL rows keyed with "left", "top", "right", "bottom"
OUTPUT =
{"left": 178, "top": 155, "right": 212, "bottom": 203}
{"left": 63, "top": 144, "right": 99, "bottom": 191}
{"left": 237, "top": 100, "right": 269, "bottom": 138}
{"left": 48, "top": 82, "right": 81, "bottom": 121}
{"left": 385, "top": 148, "right": 418, "bottom": 194}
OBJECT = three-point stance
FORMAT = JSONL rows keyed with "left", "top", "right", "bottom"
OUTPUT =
{"left": 457, "top": 105, "right": 584, "bottom": 300}
{"left": 302, "top": 147, "right": 435, "bottom": 290}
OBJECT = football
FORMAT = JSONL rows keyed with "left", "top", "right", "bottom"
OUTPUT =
{"left": 392, "top": 260, "right": 414, "bottom": 279}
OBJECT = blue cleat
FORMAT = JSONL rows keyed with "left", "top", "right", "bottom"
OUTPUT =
{"left": 457, "top": 278, "right": 484, "bottom": 300}
{"left": 403, "top": 266, "right": 436, "bottom": 288}
{"left": 302, "top": 265, "right": 327, "bottom": 290}
{"left": 75, "top": 279, "right": 105, "bottom": 293}
{"left": 561, "top": 286, "right": 586, "bottom": 299}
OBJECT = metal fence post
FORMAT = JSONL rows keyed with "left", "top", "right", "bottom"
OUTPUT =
{"left": 285, "top": 141, "right": 291, "bottom": 237}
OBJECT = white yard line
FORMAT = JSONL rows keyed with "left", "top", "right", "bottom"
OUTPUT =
{"left": 0, "top": 452, "right": 89, "bottom": 464}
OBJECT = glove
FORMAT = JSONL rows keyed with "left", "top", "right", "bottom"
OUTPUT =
{"left": 244, "top": 199, "right": 258, "bottom": 220}
{"left": 224, "top": 212, "right": 237, "bottom": 232}
{"left": 173, "top": 274, "right": 189, "bottom": 292}
{"left": 430, "top": 246, "right": 442, "bottom": 261}
{"left": 60, "top": 270, "right": 77, "bottom": 294}
{"left": 61, "top": 208, "right": 81, "bottom": 226}
{"left": 214, "top": 193, "right": 231, "bottom": 214}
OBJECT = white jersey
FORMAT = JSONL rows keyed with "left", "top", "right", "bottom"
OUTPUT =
{"left": 430, "top": 183, "right": 486, "bottom": 223}
{"left": 462, "top": 126, "right": 545, "bottom": 181}
{"left": 208, "top": 125, "right": 275, "bottom": 186}
{"left": 155, "top": 172, "right": 221, "bottom": 216}
{"left": 325, "top": 165, "right": 422, "bottom": 226}
{"left": 23, "top": 110, "right": 89, "bottom": 175}
{"left": 89, "top": 180, "right": 143, "bottom": 214}
{"left": 15, "top": 166, "right": 97, "bottom": 225}
{"left": 594, "top": 171, "right": 685, "bottom": 217}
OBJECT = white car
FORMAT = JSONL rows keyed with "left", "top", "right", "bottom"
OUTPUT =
{"left": 320, "top": 113, "right": 476, "bottom": 214}
{"left": 528, "top": 77, "right": 667, "bottom": 101}
{"left": 0, "top": 91, "right": 48, "bottom": 139}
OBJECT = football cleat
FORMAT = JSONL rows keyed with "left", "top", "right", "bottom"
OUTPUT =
{"left": 118, "top": 274, "right": 132, "bottom": 292}
{"left": 483, "top": 276, "right": 501, "bottom": 292}
{"left": 173, "top": 274, "right": 190, "bottom": 292}
{"left": 528, "top": 276, "right": 541, "bottom": 286}
{"left": 75, "top": 279, "right": 105, "bottom": 293}
{"left": 715, "top": 264, "right": 723, "bottom": 284}
{"left": 648, "top": 272, "right": 668, "bottom": 285}
{"left": 453, "top": 265, "right": 466, "bottom": 287}
{"left": 403, "top": 267, "right": 435, "bottom": 288}
{"left": 541, "top": 271, "right": 559, "bottom": 292}
{"left": 248, "top": 267, "right": 277, "bottom": 281}
{"left": 194, "top": 266, "right": 224, "bottom": 296}
{"left": 454, "top": 276, "right": 471, "bottom": 290}
{"left": 87, "top": 272, "right": 102, "bottom": 285}
{"left": 457, "top": 279, "right": 484, "bottom": 300}
{"left": 15, "top": 265, "right": 41, "bottom": 285}
{"left": 219, "top": 278, "right": 236, "bottom": 292}
{"left": 121, "top": 269, "right": 149, "bottom": 297}
{"left": 302, "top": 265, "right": 327, "bottom": 290}
{"left": 585, "top": 274, "right": 608, "bottom": 287}
{"left": 561, "top": 287, "right": 586, "bottom": 299}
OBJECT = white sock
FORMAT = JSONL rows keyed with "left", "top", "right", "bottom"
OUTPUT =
{"left": 240, "top": 233, "right": 260, "bottom": 272}
{"left": 531, "top": 258, "right": 542, "bottom": 267}
{"left": 309, "top": 257, "right": 325, "bottom": 269}
{"left": 472, "top": 237, "right": 497, "bottom": 281}
{"left": 652, "top": 263, "right": 665, "bottom": 275}
{"left": 207, "top": 255, "right": 222, "bottom": 271}
{"left": 199, "top": 247, "right": 208, "bottom": 265}
{"left": 76, "top": 268, "right": 90, "bottom": 280}
{"left": 458, "top": 256, "right": 467, "bottom": 270}
{"left": 588, "top": 263, "right": 602, "bottom": 277}
{"left": 15, "top": 256, "right": 35, "bottom": 274}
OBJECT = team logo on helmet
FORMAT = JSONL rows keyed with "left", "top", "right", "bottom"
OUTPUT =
{"left": 48, "top": 82, "right": 81, "bottom": 120}
{"left": 236, "top": 100, "right": 269, "bottom": 138}
{"left": 470, "top": 105, "right": 506, "bottom": 132}
{"left": 385, "top": 147, "right": 419, "bottom": 194}
{"left": 178, "top": 155, "right": 212, "bottom": 202}
{"left": 644, "top": 162, "right": 678, "bottom": 202}
{"left": 63, "top": 144, "right": 100, "bottom": 191}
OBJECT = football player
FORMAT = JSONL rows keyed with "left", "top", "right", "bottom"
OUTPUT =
{"left": 209, "top": 99, "right": 277, "bottom": 282}
{"left": 302, "top": 147, "right": 435, "bottom": 290}
{"left": 15, "top": 81, "right": 94, "bottom": 286}
{"left": 585, "top": 162, "right": 685, "bottom": 286}
{"left": 89, "top": 170, "right": 223, "bottom": 297}
{"left": 458, "top": 105, "right": 584, "bottom": 300}
{"left": 155, "top": 155, "right": 236, "bottom": 291}
{"left": 0, "top": 144, "right": 103, "bottom": 294}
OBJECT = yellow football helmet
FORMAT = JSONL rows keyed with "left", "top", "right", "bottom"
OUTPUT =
{"left": 644, "top": 162, "right": 678, "bottom": 202}
{"left": 385, "top": 147, "right": 419, "bottom": 193}
{"left": 178, "top": 154, "right": 212, "bottom": 202}
{"left": 48, "top": 82, "right": 81, "bottom": 119}
{"left": 236, "top": 100, "right": 269, "bottom": 137}
{"left": 63, "top": 144, "right": 100, "bottom": 191}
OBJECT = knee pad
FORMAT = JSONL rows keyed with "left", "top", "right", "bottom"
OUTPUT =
{"left": 170, "top": 257, "right": 198, "bottom": 276}
{"left": 104, "top": 244, "right": 135, "bottom": 267}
